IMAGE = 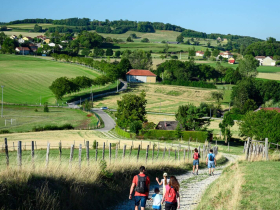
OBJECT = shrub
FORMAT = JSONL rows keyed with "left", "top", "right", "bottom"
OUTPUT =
{"left": 43, "top": 102, "right": 49, "bottom": 112}
{"left": 129, "top": 121, "right": 142, "bottom": 134}
{"left": 115, "top": 126, "right": 136, "bottom": 139}
{"left": 34, "top": 108, "right": 38, "bottom": 112}
{"left": 32, "top": 124, "right": 74, "bottom": 132}
{"left": 171, "top": 55, "right": 178, "bottom": 59}
{"left": 0, "top": 130, "right": 10, "bottom": 134}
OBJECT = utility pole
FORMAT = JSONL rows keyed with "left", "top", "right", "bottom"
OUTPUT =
{"left": 1, "top": 85, "right": 4, "bottom": 118}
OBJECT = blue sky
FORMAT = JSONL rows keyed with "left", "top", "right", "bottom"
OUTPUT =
{"left": 1, "top": 0, "right": 279, "bottom": 40}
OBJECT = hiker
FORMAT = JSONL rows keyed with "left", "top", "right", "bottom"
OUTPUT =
{"left": 129, "top": 166, "right": 150, "bottom": 210}
{"left": 150, "top": 187, "right": 163, "bottom": 210}
{"left": 193, "top": 148, "right": 200, "bottom": 175}
{"left": 206, "top": 149, "right": 216, "bottom": 176}
{"left": 156, "top": 172, "right": 169, "bottom": 195}
{"left": 162, "top": 176, "right": 180, "bottom": 210}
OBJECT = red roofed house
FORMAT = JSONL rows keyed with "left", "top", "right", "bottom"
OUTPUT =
{"left": 220, "top": 51, "right": 233, "bottom": 58}
{"left": 126, "top": 69, "right": 156, "bottom": 83}
{"left": 228, "top": 57, "right": 235, "bottom": 64}
{"left": 196, "top": 51, "right": 204, "bottom": 56}
{"left": 255, "top": 107, "right": 280, "bottom": 113}
{"left": 15, "top": 47, "right": 30, "bottom": 55}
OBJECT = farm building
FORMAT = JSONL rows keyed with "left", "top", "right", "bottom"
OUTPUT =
{"left": 262, "top": 56, "right": 276, "bottom": 66}
{"left": 228, "top": 58, "right": 235, "bottom": 64}
{"left": 15, "top": 47, "right": 30, "bottom": 55}
{"left": 126, "top": 69, "right": 156, "bottom": 83}
{"left": 156, "top": 121, "right": 180, "bottom": 130}
{"left": 196, "top": 51, "right": 204, "bottom": 56}
{"left": 23, "top": 36, "right": 33, "bottom": 41}
{"left": 219, "top": 51, "right": 233, "bottom": 59}
{"left": 255, "top": 56, "right": 266, "bottom": 65}
{"left": 10, "top": 35, "right": 17, "bottom": 40}
{"left": 44, "top": 39, "right": 50, "bottom": 44}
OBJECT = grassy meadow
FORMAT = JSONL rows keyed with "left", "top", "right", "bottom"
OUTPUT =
{"left": 0, "top": 105, "right": 98, "bottom": 133}
{"left": 0, "top": 54, "right": 117, "bottom": 105}
{"left": 196, "top": 159, "right": 280, "bottom": 210}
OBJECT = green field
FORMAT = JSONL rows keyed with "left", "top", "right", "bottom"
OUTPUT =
{"left": 197, "top": 160, "right": 280, "bottom": 210}
{"left": 0, "top": 105, "right": 98, "bottom": 133}
{"left": 0, "top": 55, "right": 116, "bottom": 105}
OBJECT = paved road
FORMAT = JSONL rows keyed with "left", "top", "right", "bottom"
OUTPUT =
{"left": 92, "top": 108, "right": 116, "bottom": 132}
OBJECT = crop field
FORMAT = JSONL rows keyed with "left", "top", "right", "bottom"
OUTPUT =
{"left": 0, "top": 105, "right": 98, "bottom": 133}
{"left": 256, "top": 72, "right": 280, "bottom": 81}
{"left": 6, "top": 23, "right": 56, "bottom": 29}
{"left": 0, "top": 55, "right": 117, "bottom": 105}
{"left": 2, "top": 31, "right": 44, "bottom": 37}
{"left": 95, "top": 83, "right": 218, "bottom": 113}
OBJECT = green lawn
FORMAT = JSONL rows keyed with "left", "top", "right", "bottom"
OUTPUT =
{"left": 0, "top": 105, "right": 98, "bottom": 133}
{"left": 0, "top": 54, "right": 116, "bottom": 105}
{"left": 197, "top": 160, "right": 280, "bottom": 210}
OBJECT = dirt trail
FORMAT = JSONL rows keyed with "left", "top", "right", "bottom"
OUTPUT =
{"left": 113, "top": 154, "right": 237, "bottom": 210}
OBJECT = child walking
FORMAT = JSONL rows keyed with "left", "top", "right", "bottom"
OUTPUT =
{"left": 156, "top": 172, "right": 169, "bottom": 196}
{"left": 150, "top": 187, "right": 163, "bottom": 210}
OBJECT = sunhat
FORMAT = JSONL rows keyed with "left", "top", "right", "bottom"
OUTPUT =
{"left": 163, "top": 172, "right": 168, "bottom": 177}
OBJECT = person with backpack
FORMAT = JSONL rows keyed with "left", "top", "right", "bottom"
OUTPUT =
{"left": 192, "top": 148, "right": 200, "bottom": 175}
{"left": 161, "top": 176, "right": 180, "bottom": 210}
{"left": 156, "top": 172, "right": 169, "bottom": 196}
{"left": 206, "top": 149, "right": 216, "bottom": 176}
{"left": 129, "top": 166, "right": 150, "bottom": 210}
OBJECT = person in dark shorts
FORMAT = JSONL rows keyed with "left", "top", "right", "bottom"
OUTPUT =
{"left": 129, "top": 166, "right": 150, "bottom": 210}
{"left": 161, "top": 176, "right": 180, "bottom": 210}
{"left": 192, "top": 148, "right": 200, "bottom": 175}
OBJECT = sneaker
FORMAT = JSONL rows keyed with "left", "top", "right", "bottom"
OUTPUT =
{"left": 196, "top": 171, "right": 198, "bottom": 175}
{"left": 212, "top": 172, "right": 214, "bottom": 176}
{"left": 209, "top": 174, "right": 211, "bottom": 176}
{"left": 192, "top": 172, "right": 195, "bottom": 175}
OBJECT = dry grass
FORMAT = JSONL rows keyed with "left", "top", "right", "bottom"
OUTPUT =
{"left": 257, "top": 72, "right": 280, "bottom": 81}
{"left": 95, "top": 83, "right": 216, "bottom": 113}
{"left": 146, "top": 114, "right": 175, "bottom": 124}
{"left": 3, "top": 31, "right": 44, "bottom": 37}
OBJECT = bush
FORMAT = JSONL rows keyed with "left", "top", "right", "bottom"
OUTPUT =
{"left": 115, "top": 126, "right": 136, "bottom": 139}
{"left": 140, "top": 130, "right": 208, "bottom": 142}
{"left": 129, "top": 121, "right": 142, "bottom": 134}
{"left": 43, "top": 102, "right": 49, "bottom": 112}
{"left": 171, "top": 55, "right": 178, "bottom": 59}
{"left": 34, "top": 109, "right": 38, "bottom": 112}
{"left": 32, "top": 124, "right": 74, "bottom": 132}
{"left": 0, "top": 130, "right": 10, "bottom": 134}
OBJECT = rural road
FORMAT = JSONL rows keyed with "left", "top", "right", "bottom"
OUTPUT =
{"left": 113, "top": 153, "right": 237, "bottom": 210}
{"left": 91, "top": 108, "right": 116, "bottom": 132}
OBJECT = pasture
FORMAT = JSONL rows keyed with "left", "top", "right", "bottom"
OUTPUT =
{"left": 0, "top": 55, "right": 116, "bottom": 105}
{"left": 0, "top": 105, "right": 98, "bottom": 133}
{"left": 2, "top": 31, "right": 44, "bottom": 37}
{"left": 94, "top": 83, "right": 218, "bottom": 113}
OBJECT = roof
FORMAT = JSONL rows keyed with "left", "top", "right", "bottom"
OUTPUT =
{"left": 196, "top": 51, "right": 204, "bottom": 54}
{"left": 16, "top": 47, "right": 30, "bottom": 51}
{"left": 220, "top": 51, "right": 232, "bottom": 55}
{"left": 156, "top": 121, "right": 181, "bottom": 130}
{"left": 255, "top": 107, "right": 280, "bottom": 113}
{"left": 263, "top": 56, "right": 276, "bottom": 61}
{"left": 228, "top": 57, "right": 235, "bottom": 60}
{"left": 255, "top": 56, "right": 266, "bottom": 59}
{"left": 126, "top": 69, "right": 156, "bottom": 77}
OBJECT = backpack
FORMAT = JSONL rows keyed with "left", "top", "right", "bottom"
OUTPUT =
{"left": 135, "top": 175, "right": 148, "bottom": 193}
{"left": 209, "top": 153, "right": 214, "bottom": 161}
{"left": 193, "top": 152, "right": 200, "bottom": 160}
{"left": 165, "top": 187, "right": 177, "bottom": 203}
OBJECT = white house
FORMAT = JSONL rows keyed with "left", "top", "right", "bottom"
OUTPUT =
{"left": 126, "top": 69, "right": 156, "bottom": 83}
{"left": 255, "top": 56, "right": 266, "bottom": 65}
{"left": 196, "top": 51, "right": 204, "bottom": 56}
{"left": 10, "top": 35, "right": 17, "bottom": 40}
{"left": 262, "top": 56, "right": 276, "bottom": 66}
{"left": 48, "top": 43, "right": 63, "bottom": 49}
{"left": 18, "top": 38, "right": 25, "bottom": 44}
{"left": 219, "top": 51, "right": 233, "bottom": 59}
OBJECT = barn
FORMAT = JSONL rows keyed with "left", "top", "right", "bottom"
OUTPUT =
{"left": 126, "top": 69, "right": 156, "bottom": 83}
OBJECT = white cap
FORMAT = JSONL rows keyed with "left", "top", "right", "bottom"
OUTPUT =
{"left": 163, "top": 172, "right": 168, "bottom": 177}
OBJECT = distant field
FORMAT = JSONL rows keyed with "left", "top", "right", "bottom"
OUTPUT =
{"left": 256, "top": 72, "right": 280, "bottom": 81}
{"left": 6, "top": 23, "right": 55, "bottom": 29}
{"left": 0, "top": 55, "right": 115, "bottom": 105}
{"left": 95, "top": 83, "right": 217, "bottom": 113}
{"left": 3, "top": 31, "right": 44, "bottom": 37}
{"left": 0, "top": 105, "right": 98, "bottom": 133}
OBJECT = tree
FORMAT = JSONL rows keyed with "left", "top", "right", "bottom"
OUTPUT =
{"left": 115, "top": 50, "right": 121, "bottom": 57}
{"left": 1, "top": 38, "right": 16, "bottom": 54}
{"left": 34, "top": 24, "right": 42, "bottom": 32}
{"left": 212, "top": 49, "right": 220, "bottom": 57}
{"left": 242, "top": 99, "right": 258, "bottom": 114}
{"left": 211, "top": 92, "right": 224, "bottom": 105}
{"left": 130, "top": 33, "right": 137, "bottom": 39}
{"left": 117, "top": 58, "right": 132, "bottom": 79}
{"left": 0, "top": 26, "right": 7, "bottom": 31}
{"left": 175, "top": 124, "right": 182, "bottom": 138}
{"left": 185, "top": 39, "right": 191, "bottom": 45}
{"left": 93, "top": 48, "right": 104, "bottom": 57}
{"left": 207, "top": 42, "right": 211, "bottom": 48}
{"left": 175, "top": 104, "right": 209, "bottom": 131}
{"left": 176, "top": 34, "right": 184, "bottom": 43}
{"left": 122, "top": 50, "right": 152, "bottom": 69}
{"left": 81, "top": 48, "right": 90, "bottom": 56}
{"left": 219, "top": 112, "right": 234, "bottom": 143}
{"left": 106, "top": 48, "right": 113, "bottom": 56}
{"left": 239, "top": 55, "right": 259, "bottom": 78}
{"left": 43, "top": 102, "right": 49, "bottom": 112}
{"left": 126, "top": 36, "right": 133, "bottom": 42}
{"left": 141, "top": 38, "right": 149, "bottom": 43}
{"left": 49, "top": 77, "right": 78, "bottom": 100}
{"left": 116, "top": 91, "right": 147, "bottom": 129}
{"left": 188, "top": 47, "right": 196, "bottom": 56}
{"left": 204, "top": 48, "right": 211, "bottom": 58}
{"left": 0, "top": 32, "right": 6, "bottom": 45}
{"left": 239, "top": 110, "right": 280, "bottom": 143}
{"left": 129, "top": 121, "right": 142, "bottom": 134}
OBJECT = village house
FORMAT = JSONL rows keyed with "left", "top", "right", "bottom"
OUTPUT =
{"left": 48, "top": 43, "right": 63, "bottom": 49}
{"left": 37, "top": 35, "right": 46, "bottom": 40}
{"left": 255, "top": 56, "right": 266, "bottom": 65}
{"left": 196, "top": 51, "right": 204, "bottom": 56}
{"left": 216, "top": 37, "right": 222, "bottom": 42}
{"left": 219, "top": 51, "right": 233, "bottom": 59}
{"left": 44, "top": 39, "right": 51, "bottom": 44}
{"left": 262, "top": 56, "right": 276, "bottom": 66}
{"left": 156, "top": 121, "right": 179, "bottom": 130}
{"left": 228, "top": 57, "right": 235, "bottom": 64}
{"left": 29, "top": 44, "right": 38, "bottom": 52}
{"left": 126, "top": 69, "right": 156, "bottom": 83}
{"left": 18, "top": 38, "right": 25, "bottom": 44}
{"left": 10, "top": 35, "right": 17, "bottom": 40}
{"left": 23, "top": 36, "right": 33, "bottom": 41}
{"left": 15, "top": 47, "right": 30, "bottom": 55}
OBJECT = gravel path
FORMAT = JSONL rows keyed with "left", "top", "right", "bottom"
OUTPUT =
{"left": 113, "top": 154, "right": 237, "bottom": 210}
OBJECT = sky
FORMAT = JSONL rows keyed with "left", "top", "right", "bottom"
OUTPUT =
{"left": 1, "top": 0, "right": 280, "bottom": 40}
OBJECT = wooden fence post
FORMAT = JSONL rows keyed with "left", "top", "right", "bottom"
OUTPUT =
{"left": 132, "top": 140, "right": 134, "bottom": 149}
{"left": 146, "top": 145, "right": 149, "bottom": 164}
{"left": 86, "top": 141, "right": 89, "bottom": 166}
{"left": 115, "top": 143, "right": 118, "bottom": 159}
{"left": 46, "top": 143, "right": 50, "bottom": 167}
{"left": 4, "top": 138, "right": 9, "bottom": 167}
{"left": 31, "top": 141, "right": 35, "bottom": 168}
{"left": 123, "top": 145, "right": 126, "bottom": 159}
{"left": 184, "top": 148, "right": 186, "bottom": 163}
{"left": 59, "top": 141, "right": 62, "bottom": 162}
{"left": 152, "top": 145, "right": 155, "bottom": 161}
{"left": 95, "top": 142, "right": 98, "bottom": 161}
{"left": 129, "top": 146, "right": 132, "bottom": 157}
{"left": 69, "top": 145, "right": 74, "bottom": 168}
{"left": 168, "top": 147, "right": 171, "bottom": 158}
{"left": 137, "top": 145, "right": 140, "bottom": 162}
{"left": 228, "top": 142, "right": 230, "bottom": 152}
{"left": 102, "top": 142, "right": 105, "bottom": 160}
{"left": 109, "top": 143, "right": 111, "bottom": 164}
{"left": 178, "top": 147, "right": 180, "bottom": 161}
{"left": 265, "top": 138, "right": 269, "bottom": 161}
{"left": 245, "top": 138, "right": 250, "bottom": 161}
{"left": 163, "top": 147, "right": 166, "bottom": 159}
{"left": 13, "top": 142, "right": 15, "bottom": 151}
{"left": 18, "top": 141, "right": 22, "bottom": 168}
{"left": 175, "top": 149, "right": 177, "bottom": 160}
{"left": 157, "top": 143, "right": 159, "bottom": 159}
{"left": 79, "top": 144, "right": 82, "bottom": 169}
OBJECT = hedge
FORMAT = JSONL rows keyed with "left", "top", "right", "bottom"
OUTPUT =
{"left": 140, "top": 130, "right": 208, "bottom": 142}
{"left": 115, "top": 126, "right": 136, "bottom": 139}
